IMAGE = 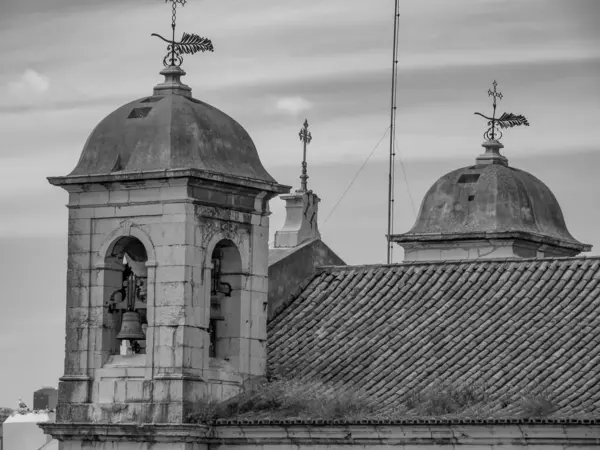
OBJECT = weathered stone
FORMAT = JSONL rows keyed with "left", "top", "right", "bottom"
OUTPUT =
{"left": 79, "top": 189, "right": 110, "bottom": 205}
{"left": 154, "top": 282, "right": 187, "bottom": 308}
{"left": 163, "top": 201, "right": 194, "bottom": 215}
{"left": 128, "top": 187, "right": 161, "bottom": 203}
{"left": 66, "top": 285, "right": 91, "bottom": 308}
{"left": 68, "top": 217, "right": 92, "bottom": 236}
{"left": 155, "top": 265, "right": 193, "bottom": 283}
{"left": 68, "top": 206, "right": 96, "bottom": 219}
{"left": 114, "top": 203, "right": 163, "bottom": 217}
{"left": 68, "top": 233, "right": 92, "bottom": 254}
{"left": 108, "top": 189, "right": 130, "bottom": 204}
{"left": 94, "top": 206, "right": 117, "bottom": 218}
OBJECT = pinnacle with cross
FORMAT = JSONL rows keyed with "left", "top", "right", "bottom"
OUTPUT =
{"left": 298, "top": 119, "right": 313, "bottom": 192}
{"left": 474, "top": 80, "right": 529, "bottom": 141}
{"left": 151, "top": 0, "right": 214, "bottom": 68}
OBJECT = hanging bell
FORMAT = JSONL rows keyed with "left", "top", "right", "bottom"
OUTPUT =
{"left": 117, "top": 310, "right": 146, "bottom": 341}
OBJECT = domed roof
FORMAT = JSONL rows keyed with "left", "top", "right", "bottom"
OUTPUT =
{"left": 394, "top": 141, "right": 590, "bottom": 253}
{"left": 68, "top": 67, "right": 276, "bottom": 184}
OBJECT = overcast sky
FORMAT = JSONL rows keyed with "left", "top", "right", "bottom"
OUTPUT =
{"left": 0, "top": 0, "right": 598, "bottom": 408}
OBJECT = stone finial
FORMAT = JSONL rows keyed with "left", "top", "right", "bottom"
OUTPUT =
{"left": 476, "top": 139, "right": 508, "bottom": 166}
{"left": 153, "top": 65, "right": 192, "bottom": 97}
{"left": 274, "top": 190, "right": 321, "bottom": 248}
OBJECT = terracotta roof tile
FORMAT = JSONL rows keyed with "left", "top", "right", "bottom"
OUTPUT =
{"left": 267, "top": 256, "right": 600, "bottom": 417}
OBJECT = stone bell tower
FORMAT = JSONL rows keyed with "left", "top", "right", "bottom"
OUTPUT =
{"left": 42, "top": 2, "right": 289, "bottom": 445}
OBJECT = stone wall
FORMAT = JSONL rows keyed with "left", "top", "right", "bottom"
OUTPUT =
{"left": 4, "top": 411, "right": 54, "bottom": 450}
{"left": 268, "top": 240, "right": 345, "bottom": 318}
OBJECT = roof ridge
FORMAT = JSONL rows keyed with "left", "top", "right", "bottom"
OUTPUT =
{"left": 317, "top": 255, "right": 600, "bottom": 272}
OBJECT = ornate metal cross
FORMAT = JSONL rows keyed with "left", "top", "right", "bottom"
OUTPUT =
{"left": 298, "top": 119, "right": 313, "bottom": 192}
{"left": 151, "top": 0, "right": 214, "bottom": 68}
{"left": 474, "top": 80, "right": 529, "bottom": 141}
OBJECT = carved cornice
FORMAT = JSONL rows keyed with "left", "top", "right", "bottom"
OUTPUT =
{"left": 40, "top": 423, "right": 210, "bottom": 443}
{"left": 207, "top": 423, "right": 600, "bottom": 446}
{"left": 39, "top": 422, "right": 600, "bottom": 446}
{"left": 48, "top": 168, "right": 290, "bottom": 196}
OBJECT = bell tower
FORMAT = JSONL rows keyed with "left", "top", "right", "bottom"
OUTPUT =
{"left": 42, "top": 1, "right": 289, "bottom": 441}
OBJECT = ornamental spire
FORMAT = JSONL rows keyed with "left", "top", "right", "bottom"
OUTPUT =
{"left": 298, "top": 119, "right": 313, "bottom": 192}
{"left": 151, "top": 0, "right": 214, "bottom": 68}
{"left": 474, "top": 80, "right": 529, "bottom": 141}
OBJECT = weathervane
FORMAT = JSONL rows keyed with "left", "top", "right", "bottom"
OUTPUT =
{"left": 151, "top": 0, "right": 214, "bottom": 68}
{"left": 298, "top": 119, "right": 313, "bottom": 192}
{"left": 474, "top": 80, "right": 529, "bottom": 141}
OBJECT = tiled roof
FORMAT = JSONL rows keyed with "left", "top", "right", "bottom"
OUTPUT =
{"left": 267, "top": 256, "right": 600, "bottom": 417}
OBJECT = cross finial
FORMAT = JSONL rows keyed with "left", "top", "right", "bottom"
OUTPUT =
{"left": 151, "top": 0, "right": 214, "bottom": 68}
{"left": 474, "top": 80, "right": 529, "bottom": 141}
{"left": 298, "top": 119, "right": 313, "bottom": 192}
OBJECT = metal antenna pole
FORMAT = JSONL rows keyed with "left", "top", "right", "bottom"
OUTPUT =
{"left": 386, "top": 0, "right": 400, "bottom": 264}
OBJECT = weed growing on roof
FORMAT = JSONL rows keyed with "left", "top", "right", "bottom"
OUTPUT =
{"left": 516, "top": 382, "right": 558, "bottom": 417}
{"left": 405, "top": 380, "right": 490, "bottom": 416}
{"left": 519, "top": 394, "right": 556, "bottom": 417}
{"left": 187, "top": 396, "right": 221, "bottom": 423}
{"left": 187, "top": 376, "right": 375, "bottom": 423}
{"left": 187, "top": 377, "right": 571, "bottom": 423}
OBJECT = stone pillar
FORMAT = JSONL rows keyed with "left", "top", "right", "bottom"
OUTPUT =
{"left": 274, "top": 190, "right": 321, "bottom": 248}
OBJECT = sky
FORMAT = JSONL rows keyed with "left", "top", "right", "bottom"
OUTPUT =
{"left": 0, "top": 0, "right": 598, "bottom": 407}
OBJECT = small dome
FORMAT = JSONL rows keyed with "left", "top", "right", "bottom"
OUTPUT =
{"left": 397, "top": 159, "right": 589, "bottom": 253}
{"left": 69, "top": 67, "right": 276, "bottom": 184}
{"left": 393, "top": 141, "right": 590, "bottom": 256}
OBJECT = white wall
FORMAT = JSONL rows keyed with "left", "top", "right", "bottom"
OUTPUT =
{"left": 2, "top": 412, "right": 53, "bottom": 450}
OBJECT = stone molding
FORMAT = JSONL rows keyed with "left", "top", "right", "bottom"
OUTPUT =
{"left": 58, "top": 375, "right": 92, "bottom": 382}
{"left": 39, "top": 423, "right": 210, "bottom": 443}
{"left": 392, "top": 230, "right": 590, "bottom": 252}
{"left": 96, "top": 220, "right": 157, "bottom": 263}
{"left": 40, "top": 422, "right": 600, "bottom": 447}
{"left": 48, "top": 168, "right": 290, "bottom": 196}
{"left": 211, "top": 423, "right": 600, "bottom": 446}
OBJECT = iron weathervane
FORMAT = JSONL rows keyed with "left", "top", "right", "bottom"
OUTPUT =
{"left": 151, "top": 0, "right": 214, "bottom": 68}
{"left": 298, "top": 119, "right": 313, "bottom": 192}
{"left": 474, "top": 80, "right": 529, "bottom": 141}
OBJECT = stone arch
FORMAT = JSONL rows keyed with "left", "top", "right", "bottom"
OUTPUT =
{"left": 97, "top": 221, "right": 156, "bottom": 266}
{"left": 204, "top": 230, "right": 248, "bottom": 273}
{"left": 95, "top": 223, "right": 156, "bottom": 366}
{"left": 208, "top": 238, "right": 244, "bottom": 362}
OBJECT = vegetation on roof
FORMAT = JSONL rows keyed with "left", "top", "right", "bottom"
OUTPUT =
{"left": 187, "top": 376, "right": 568, "bottom": 424}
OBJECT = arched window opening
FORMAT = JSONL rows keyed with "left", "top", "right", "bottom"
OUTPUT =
{"left": 209, "top": 240, "right": 242, "bottom": 360}
{"left": 104, "top": 236, "right": 148, "bottom": 357}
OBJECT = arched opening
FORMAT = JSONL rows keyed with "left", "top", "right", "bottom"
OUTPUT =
{"left": 209, "top": 239, "right": 242, "bottom": 360}
{"left": 103, "top": 236, "right": 149, "bottom": 357}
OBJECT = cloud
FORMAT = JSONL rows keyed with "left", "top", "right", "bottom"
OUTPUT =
{"left": 275, "top": 96, "right": 313, "bottom": 115}
{"left": 7, "top": 69, "right": 50, "bottom": 97}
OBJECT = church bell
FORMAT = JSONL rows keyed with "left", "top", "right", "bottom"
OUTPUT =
{"left": 116, "top": 310, "right": 146, "bottom": 341}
